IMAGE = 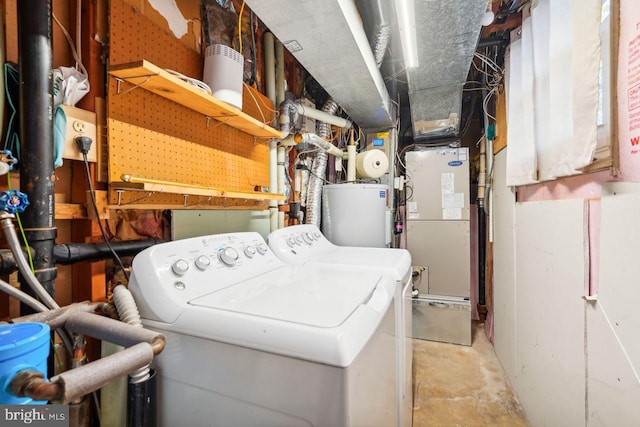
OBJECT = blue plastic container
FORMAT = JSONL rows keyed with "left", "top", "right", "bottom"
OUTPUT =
{"left": 0, "top": 323, "right": 50, "bottom": 404}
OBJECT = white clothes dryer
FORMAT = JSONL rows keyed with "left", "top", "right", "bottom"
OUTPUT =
{"left": 128, "top": 232, "right": 397, "bottom": 427}
{"left": 268, "top": 224, "right": 413, "bottom": 427}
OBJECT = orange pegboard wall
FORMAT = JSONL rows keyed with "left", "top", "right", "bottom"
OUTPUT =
{"left": 107, "top": 0, "right": 275, "bottom": 205}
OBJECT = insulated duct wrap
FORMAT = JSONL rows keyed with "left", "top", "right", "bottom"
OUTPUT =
{"left": 305, "top": 98, "right": 339, "bottom": 227}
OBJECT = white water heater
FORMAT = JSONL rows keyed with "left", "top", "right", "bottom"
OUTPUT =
{"left": 203, "top": 44, "right": 243, "bottom": 109}
{"left": 322, "top": 184, "right": 389, "bottom": 248}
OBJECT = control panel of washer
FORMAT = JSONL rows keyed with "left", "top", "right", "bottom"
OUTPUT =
{"left": 129, "top": 232, "right": 285, "bottom": 323}
{"left": 267, "top": 224, "right": 335, "bottom": 264}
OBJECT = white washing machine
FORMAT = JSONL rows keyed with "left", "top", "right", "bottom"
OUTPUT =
{"left": 128, "top": 232, "right": 397, "bottom": 427}
{"left": 268, "top": 224, "right": 414, "bottom": 427}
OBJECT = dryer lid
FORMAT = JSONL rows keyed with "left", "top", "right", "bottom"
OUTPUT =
{"left": 189, "top": 265, "right": 381, "bottom": 328}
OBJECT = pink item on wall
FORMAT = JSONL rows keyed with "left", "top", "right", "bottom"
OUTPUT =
{"left": 618, "top": 0, "right": 640, "bottom": 181}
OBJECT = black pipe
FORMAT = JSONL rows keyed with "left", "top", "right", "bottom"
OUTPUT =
{"left": 478, "top": 37, "right": 510, "bottom": 49}
{"left": 0, "top": 240, "right": 162, "bottom": 275}
{"left": 17, "top": 0, "right": 57, "bottom": 312}
{"left": 127, "top": 370, "right": 157, "bottom": 427}
{"left": 54, "top": 238, "right": 163, "bottom": 265}
{"left": 477, "top": 203, "right": 487, "bottom": 309}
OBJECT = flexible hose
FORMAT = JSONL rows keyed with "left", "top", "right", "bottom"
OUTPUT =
{"left": 0, "top": 216, "right": 74, "bottom": 355}
{"left": 112, "top": 285, "right": 150, "bottom": 384}
{"left": 305, "top": 98, "right": 339, "bottom": 227}
{"left": 0, "top": 277, "right": 48, "bottom": 312}
{"left": 0, "top": 216, "right": 59, "bottom": 309}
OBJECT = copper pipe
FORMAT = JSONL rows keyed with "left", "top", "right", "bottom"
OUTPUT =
{"left": 9, "top": 371, "right": 63, "bottom": 402}
{"left": 9, "top": 343, "right": 154, "bottom": 404}
{"left": 8, "top": 307, "right": 166, "bottom": 404}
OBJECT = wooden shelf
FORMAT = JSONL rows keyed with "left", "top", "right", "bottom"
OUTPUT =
{"left": 109, "top": 60, "right": 283, "bottom": 139}
{"left": 112, "top": 176, "right": 285, "bottom": 202}
{"left": 55, "top": 203, "right": 88, "bottom": 220}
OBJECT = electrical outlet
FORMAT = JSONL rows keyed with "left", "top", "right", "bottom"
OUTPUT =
{"left": 61, "top": 105, "right": 97, "bottom": 162}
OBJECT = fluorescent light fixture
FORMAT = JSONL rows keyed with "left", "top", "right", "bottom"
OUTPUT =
{"left": 395, "top": 0, "right": 419, "bottom": 68}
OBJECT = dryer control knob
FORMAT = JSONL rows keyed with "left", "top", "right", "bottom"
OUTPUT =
{"left": 313, "top": 232, "right": 321, "bottom": 239}
{"left": 287, "top": 237, "right": 296, "bottom": 247}
{"left": 171, "top": 259, "right": 190, "bottom": 276}
{"left": 256, "top": 243, "right": 268, "bottom": 255}
{"left": 195, "top": 255, "right": 211, "bottom": 270}
{"left": 295, "top": 235, "right": 303, "bottom": 245}
{"left": 244, "top": 246, "right": 256, "bottom": 258}
{"left": 218, "top": 247, "right": 239, "bottom": 266}
{"left": 302, "top": 233, "right": 313, "bottom": 245}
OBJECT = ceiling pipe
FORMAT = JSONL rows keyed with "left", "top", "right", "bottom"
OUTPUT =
{"left": 17, "top": 0, "right": 57, "bottom": 313}
{"left": 296, "top": 103, "right": 352, "bottom": 129}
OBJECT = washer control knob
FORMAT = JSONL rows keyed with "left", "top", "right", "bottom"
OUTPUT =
{"left": 287, "top": 237, "right": 296, "bottom": 247}
{"left": 218, "top": 247, "right": 239, "bottom": 266}
{"left": 313, "top": 232, "right": 321, "bottom": 239}
{"left": 171, "top": 259, "right": 190, "bottom": 276}
{"left": 302, "top": 232, "right": 313, "bottom": 245}
{"left": 195, "top": 255, "right": 211, "bottom": 270}
{"left": 295, "top": 235, "right": 304, "bottom": 245}
{"left": 256, "top": 243, "right": 268, "bottom": 255}
{"left": 244, "top": 246, "right": 256, "bottom": 258}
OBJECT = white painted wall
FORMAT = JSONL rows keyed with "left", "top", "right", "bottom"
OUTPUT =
{"left": 513, "top": 198, "right": 587, "bottom": 427}
{"left": 492, "top": 158, "right": 640, "bottom": 426}
{"left": 492, "top": 150, "right": 517, "bottom": 383}
{"left": 586, "top": 191, "right": 640, "bottom": 424}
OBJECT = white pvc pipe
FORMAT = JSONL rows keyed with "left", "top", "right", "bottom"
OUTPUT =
{"left": 347, "top": 144, "right": 357, "bottom": 182}
{"left": 264, "top": 33, "right": 276, "bottom": 109}
{"left": 296, "top": 104, "right": 351, "bottom": 129}
{"left": 277, "top": 146, "right": 286, "bottom": 208}
{"left": 298, "top": 133, "right": 345, "bottom": 158}
{"left": 278, "top": 211, "right": 285, "bottom": 229}
{"left": 265, "top": 32, "right": 278, "bottom": 232}
{"left": 487, "top": 137, "right": 494, "bottom": 243}
{"left": 275, "top": 41, "right": 286, "bottom": 212}
{"left": 275, "top": 41, "right": 285, "bottom": 108}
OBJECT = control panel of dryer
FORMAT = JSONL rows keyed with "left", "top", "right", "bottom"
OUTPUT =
{"left": 267, "top": 224, "right": 335, "bottom": 264}
{"left": 129, "top": 232, "right": 285, "bottom": 323}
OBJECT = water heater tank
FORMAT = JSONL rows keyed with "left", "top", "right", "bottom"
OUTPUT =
{"left": 322, "top": 184, "right": 388, "bottom": 247}
{"left": 203, "top": 44, "right": 243, "bottom": 110}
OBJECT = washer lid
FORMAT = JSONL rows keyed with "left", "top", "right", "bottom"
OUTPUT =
{"left": 189, "top": 265, "right": 381, "bottom": 328}
{"left": 318, "top": 248, "right": 411, "bottom": 281}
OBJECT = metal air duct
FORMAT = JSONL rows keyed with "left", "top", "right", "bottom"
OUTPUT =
{"left": 244, "top": 0, "right": 394, "bottom": 130}
{"left": 406, "top": 0, "right": 487, "bottom": 140}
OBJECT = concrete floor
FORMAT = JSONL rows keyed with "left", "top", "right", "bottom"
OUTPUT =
{"left": 412, "top": 323, "right": 530, "bottom": 427}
